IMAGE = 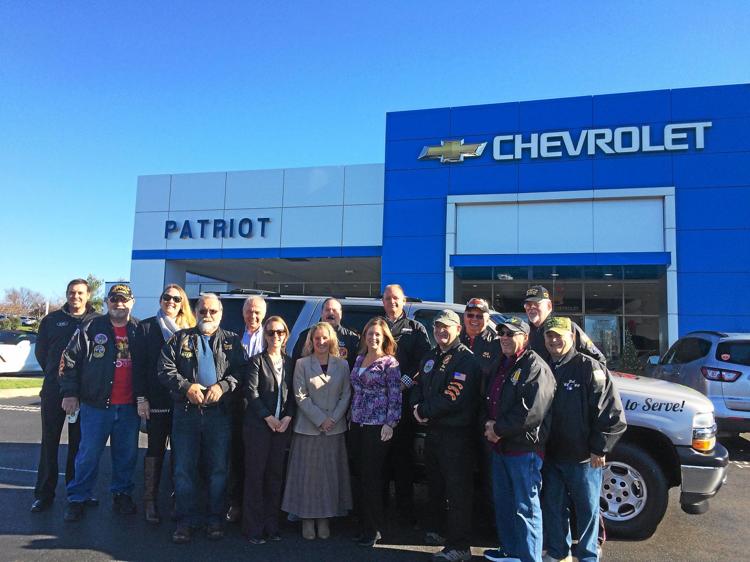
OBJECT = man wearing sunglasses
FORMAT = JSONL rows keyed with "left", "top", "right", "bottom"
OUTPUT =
{"left": 59, "top": 284, "right": 142, "bottom": 522}
{"left": 482, "top": 317, "right": 556, "bottom": 562}
{"left": 523, "top": 285, "right": 606, "bottom": 366}
{"left": 158, "top": 293, "right": 248, "bottom": 544}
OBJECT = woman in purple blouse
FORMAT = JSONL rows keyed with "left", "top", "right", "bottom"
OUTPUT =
{"left": 348, "top": 316, "right": 402, "bottom": 547}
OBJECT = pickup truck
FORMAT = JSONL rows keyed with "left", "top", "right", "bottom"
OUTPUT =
{"left": 212, "top": 291, "right": 729, "bottom": 539}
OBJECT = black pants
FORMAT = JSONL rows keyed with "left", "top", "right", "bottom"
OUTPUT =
{"left": 146, "top": 411, "right": 172, "bottom": 458}
{"left": 387, "top": 411, "right": 416, "bottom": 511}
{"left": 34, "top": 385, "right": 81, "bottom": 501}
{"left": 349, "top": 422, "right": 392, "bottom": 537}
{"left": 226, "top": 399, "right": 244, "bottom": 509}
{"left": 424, "top": 427, "right": 474, "bottom": 551}
{"left": 242, "top": 423, "right": 290, "bottom": 538}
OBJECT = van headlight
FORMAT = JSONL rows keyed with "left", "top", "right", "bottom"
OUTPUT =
{"left": 692, "top": 412, "right": 717, "bottom": 452}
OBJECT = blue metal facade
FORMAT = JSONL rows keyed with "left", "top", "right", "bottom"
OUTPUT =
{"left": 382, "top": 84, "right": 750, "bottom": 335}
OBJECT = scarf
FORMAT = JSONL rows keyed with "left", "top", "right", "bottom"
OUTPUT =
{"left": 157, "top": 309, "right": 180, "bottom": 342}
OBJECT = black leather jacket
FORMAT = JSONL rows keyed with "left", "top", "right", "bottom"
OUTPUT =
{"left": 243, "top": 351, "right": 296, "bottom": 427}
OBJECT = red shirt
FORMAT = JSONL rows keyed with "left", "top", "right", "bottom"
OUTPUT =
{"left": 110, "top": 325, "right": 133, "bottom": 405}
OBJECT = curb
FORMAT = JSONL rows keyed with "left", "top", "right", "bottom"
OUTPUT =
{"left": 0, "top": 387, "right": 42, "bottom": 399}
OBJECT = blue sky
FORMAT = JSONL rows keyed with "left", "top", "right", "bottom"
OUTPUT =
{"left": 1, "top": 1, "right": 748, "bottom": 301}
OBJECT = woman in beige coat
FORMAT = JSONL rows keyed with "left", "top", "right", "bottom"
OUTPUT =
{"left": 282, "top": 322, "right": 352, "bottom": 540}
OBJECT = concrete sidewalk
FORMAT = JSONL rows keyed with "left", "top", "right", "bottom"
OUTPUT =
{"left": 0, "top": 387, "right": 41, "bottom": 399}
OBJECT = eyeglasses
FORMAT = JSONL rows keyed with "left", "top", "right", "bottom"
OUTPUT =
{"left": 108, "top": 296, "right": 131, "bottom": 304}
{"left": 161, "top": 294, "right": 183, "bottom": 303}
{"left": 265, "top": 329, "right": 286, "bottom": 337}
{"left": 498, "top": 330, "right": 520, "bottom": 337}
{"left": 198, "top": 308, "right": 220, "bottom": 316}
{"left": 465, "top": 312, "right": 484, "bottom": 319}
{"left": 523, "top": 301, "right": 541, "bottom": 308}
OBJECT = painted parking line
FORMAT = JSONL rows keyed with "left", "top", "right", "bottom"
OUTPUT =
{"left": 730, "top": 460, "right": 750, "bottom": 469}
{"left": 0, "top": 465, "right": 63, "bottom": 476}
{"left": 0, "top": 404, "right": 40, "bottom": 413}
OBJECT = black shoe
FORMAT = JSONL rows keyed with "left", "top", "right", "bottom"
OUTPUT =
{"left": 31, "top": 499, "right": 52, "bottom": 513}
{"left": 267, "top": 532, "right": 282, "bottom": 542}
{"left": 248, "top": 536, "right": 266, "bottom": 545}
{"left": 112, "top": 493, "right": 137, "bottom": 515}
{"left": 63, "top": 502, "right": 84, "bottom": 522}
{"left": 84, "top": 497, "right": 99, "bottom": 507}
{"left": 357, "top": 531, "right": 382, "bottom": 547}
{"left": 172, "top": 525, "right": 192, "bottom": 544}
{"left": 206, "top": 522, "right": 224, "bottom": 540}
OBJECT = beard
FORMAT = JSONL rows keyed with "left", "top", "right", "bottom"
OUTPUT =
{"left": 198, "top": 319, "right": 220, "bottom": 335}
{"left": 108, "top": 308, "right": 130, "bottom": 323}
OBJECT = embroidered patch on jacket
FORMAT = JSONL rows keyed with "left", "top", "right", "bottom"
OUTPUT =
{"left": 453, "top": 372, "right": 466, "bottom": 381}
{"left": 510, "top": 369, "right": 521, "bottom": 384}
{"left": 423, "top": 359, "right": 435, "bottom": 373}
{"left": 94, "top": 333, "right": 108, "bottom": 345}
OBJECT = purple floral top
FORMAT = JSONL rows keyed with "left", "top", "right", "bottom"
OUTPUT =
{"left": 350, "top": 354, "right": 402, "bottom": 427}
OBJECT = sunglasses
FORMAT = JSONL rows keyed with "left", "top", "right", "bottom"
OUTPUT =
{"left": 198, "top": 308, "right": 220, "bottom": 316}
{"left": 108, "top": 295, "right": 131, "bottom": 303}
{"left": 498, "top": 330, "right": 520, "bottom": 337}
{"left": 265, "top": 329, "right": 287, "bottom": 337}
{"left": 465, "top": 312, "right": 484, "bottom": 319}
{"left": 161, "top": 294, "right": 183, "bottom": 303}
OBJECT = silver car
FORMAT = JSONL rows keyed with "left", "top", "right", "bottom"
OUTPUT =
{"left": 646, "top": 330, "right": 750, "bottom": 435}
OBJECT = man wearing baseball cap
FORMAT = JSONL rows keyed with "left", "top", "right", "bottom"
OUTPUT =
{"left": 60, "top": 284, "right": 143, "bottom": 522}
{"left": 482, "top": 316, "right": 556, "bottom": 562}
{"left": 541, "top": 317, "right": 626, "bottom": 562}
{"left": 523, "top": 285, "right": 606, "bottom": 365}
{"left": 411, "top": 309, "right": 480, "bottom": 562}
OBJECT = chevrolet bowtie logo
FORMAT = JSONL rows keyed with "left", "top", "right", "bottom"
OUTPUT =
{"left": 418, "top": 139, "right": 487, "bottom": 163}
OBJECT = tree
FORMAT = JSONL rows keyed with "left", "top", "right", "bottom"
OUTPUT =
{"left": 620, "top": 326, "right": 642, "bottom": 375}
{"left": 0, "top": 287, "right": 47, "bottom": 318}
{"left": 86, "top": 274, "right": 105, "bottom": 313}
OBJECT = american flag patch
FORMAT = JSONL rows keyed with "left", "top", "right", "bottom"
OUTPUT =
{"left": 453, "top": 372, "right": 466, "bottom": 381}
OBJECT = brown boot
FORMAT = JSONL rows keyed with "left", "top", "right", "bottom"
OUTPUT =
{"left": 143, "top": 457, "right": 162, "bottom": 524}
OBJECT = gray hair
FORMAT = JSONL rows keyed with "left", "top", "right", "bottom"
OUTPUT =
{"left": 198, "top": 293, "right": 223, "bottom": 310}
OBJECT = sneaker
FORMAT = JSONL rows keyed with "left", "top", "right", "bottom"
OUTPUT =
{"left": 206, "top": 522, "right": 224, "bottom": 540}
{"left": 112, "top": 493, "right": 136, "bottom": 515}
{"left": 172, "top": 525, "right": 192, "bottom": 544}
{"left": 425, "top": 531, "right": 447, "bottom": 546}
{"left": 63, "top": 502, "right": 84, "bottom": 522}
{"left": 267, "top": 532, "right": 282, "bottom": 542}
{"left": 483, "top": 549, "right": 521, "bottom": 562}
{"left": 31, "top": 498, "right": 52, "bottom": 513}
{"left": 432, "top": 548, "right": 472, "bottom": 561}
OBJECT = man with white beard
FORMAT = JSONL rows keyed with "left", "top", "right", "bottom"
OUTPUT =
{"left": 158, "top": 293, "right": 248, "bottom": 544}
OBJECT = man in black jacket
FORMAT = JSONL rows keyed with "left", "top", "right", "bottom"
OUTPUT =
{"left": 60, "top": 284, "right": 142, "bottom": 522}
{"left": 382, "top": 284, "right": 431, "bottom": 518}
{"left": 31, "top": 278, "right": 99, "bottom": 513}
{"left": 411, "top": 309, "right": 480, "bottom": 562}
{"left": 523, "top": 285, "right": 606, "bottom": 365}
{"left": 482, "top": 317, "right": 556, "bottom": 562}
{"left": 541, "top": 316, "right": 626, "bottom": 562}
{"left": 291, "top": 297, "right": 359, "bottom": 369}
{"left": 158, "top": 293, "right": 248, "bottom": 544}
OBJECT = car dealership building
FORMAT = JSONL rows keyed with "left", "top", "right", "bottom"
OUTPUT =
{"left": 130, "top": 83, "right": 749, "bottom": 366}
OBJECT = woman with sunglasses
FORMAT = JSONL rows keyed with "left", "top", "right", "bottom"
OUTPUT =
{"left": 241, "top": 316, "right": 296, "bottom": 544}
{"left": 348, "top": 317, "right": 401, "bottom": 547}
{"left": 133, "top": 284, "right": 196, "bottom": 524}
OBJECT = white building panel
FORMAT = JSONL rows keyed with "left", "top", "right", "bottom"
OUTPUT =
{"left": 344, "top": 164, "right": 385, "bottom": 205}
{"left": 456, "top": 204, "right": 519, "bottom": 254}
{"left": 169, "top": 172, "right": 226, "bottom": 211}
{"left": 593, "top": 198, "right": 664, "bottom": 252}
{"left": 129, "top": 259, "right": 166, "bottom": 318}
{"left": 136, "top": 175, "right": 171, "bottom": 212}
{"left": 283, "top": 166, "right": 345, "bottom": 207}
{"left": 519, "top": 200, "right": 594, "bottom": 253}
{"left": 222, "top": 208, "right": 283, "bottom": 249}
{"left": 342, "top": 204, "right": 383, "bottom": 246}
{"left": 281, "top": 206, "right": 343, "bottom": 247}
{"left": 132, "top": 212, "right": 169, "bottom": 250}
{"left": 225, "top": 169, "right": 284, "bottom": 209}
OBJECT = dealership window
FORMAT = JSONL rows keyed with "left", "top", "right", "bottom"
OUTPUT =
{"left": 454, "top": 265, "right": 667, "bottom": 371}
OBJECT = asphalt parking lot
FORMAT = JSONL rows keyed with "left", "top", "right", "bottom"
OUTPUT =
{"left": 0, "top": 393, "right": 747, "bottom": 562}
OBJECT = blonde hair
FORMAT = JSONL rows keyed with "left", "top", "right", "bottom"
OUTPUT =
{"left": 358, "top": 316, "right": 398, "bottom": 357}
{"left": 164, "top": 284, "right": 196, "bottom": 329}
{"left": 263, "top": 316, "right": 290, "bottom": 351}
{"left": 302, "top": 322, "right": 340, "bottom": 357}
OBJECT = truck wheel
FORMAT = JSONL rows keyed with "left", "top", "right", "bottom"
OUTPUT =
{"left": 600, "top": 442, "right": 668, "bottom": 539}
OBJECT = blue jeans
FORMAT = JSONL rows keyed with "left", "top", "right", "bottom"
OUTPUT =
{"left": 66, "top": 403, "right": 140, "bottom": 503}
{"left": 491, "top": 452, "right": 543, "bottom": 562}
{"left": 542, "top": 460, "right": 603, "bottom": 562}
{"left": 172, "top": 404, "right": 231, "bottom": 527}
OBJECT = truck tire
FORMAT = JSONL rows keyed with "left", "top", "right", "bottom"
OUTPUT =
{"left": 600, "top": 442, "right": 669, "bottom": 539}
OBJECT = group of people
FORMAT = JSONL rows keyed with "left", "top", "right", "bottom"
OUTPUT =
{"left": 30, "top": 278, "right": 627, "bottom": 562}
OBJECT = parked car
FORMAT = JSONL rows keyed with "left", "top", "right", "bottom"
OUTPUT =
{"left": 0, "top": 330, "right": 43, "bottom": 374}
{"left": 645, "top": 330, "right": 750, "bottom": 435}
{"left": 210, "top": 291, "right": 728, "bottom": 539}
{"left": 19, "top": 315, "right": 38, "bottom": 327}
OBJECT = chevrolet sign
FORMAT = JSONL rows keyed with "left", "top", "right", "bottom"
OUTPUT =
{"left": 419, "top": 121, "right": 711, "bottom": 163}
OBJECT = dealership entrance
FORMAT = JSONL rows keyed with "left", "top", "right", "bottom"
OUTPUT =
{"left": 454, "top": 264, "right": 667, "bottom": 368}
